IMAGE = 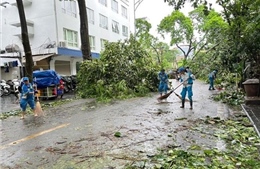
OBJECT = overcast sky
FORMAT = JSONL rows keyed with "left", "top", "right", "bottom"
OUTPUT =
{"left": 135, "top": 0, "right": 173, "bottom": 44}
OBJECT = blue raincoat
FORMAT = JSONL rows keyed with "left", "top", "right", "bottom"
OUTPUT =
{"left": 20, "top": 83, "right": 35, "bottom": 111}
{"left": 158, "top": 71, "right": 168, "bottom": 95}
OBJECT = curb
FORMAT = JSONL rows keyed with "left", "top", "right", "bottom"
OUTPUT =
{"left": 241, "top": 104, "right": 260, "bottom": 138}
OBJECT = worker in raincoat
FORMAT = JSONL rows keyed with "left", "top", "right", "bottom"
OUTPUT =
{"left": 178, "top": 67, "right": 195, "bottom": 109}
{"left": 208, "top": 70, "right": 218, "bottom": 90}
{"left": 158, "top": 69, "right": 168, "bottom": 96}
{"left": 20, "top": 77, "right": 37, "bottom": 119}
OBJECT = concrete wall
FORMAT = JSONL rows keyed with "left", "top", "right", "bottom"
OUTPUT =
{"left": 1, "top": 67, "right": 20, "bottom": 80}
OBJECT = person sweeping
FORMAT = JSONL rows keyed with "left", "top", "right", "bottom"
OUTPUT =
{"left": 20, "top": 77, "right": 37, "bottom": 119}
{"left": 178, "top": 67, "right": 195, "bottom": 109}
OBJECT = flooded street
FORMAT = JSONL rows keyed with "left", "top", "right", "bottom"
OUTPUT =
{"left": 0, "top": 80, "right": 241, "bottom": 168}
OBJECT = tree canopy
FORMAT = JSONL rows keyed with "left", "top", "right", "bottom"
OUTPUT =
{"left": 162, "top": 0, "right": 260, "bottom": 81}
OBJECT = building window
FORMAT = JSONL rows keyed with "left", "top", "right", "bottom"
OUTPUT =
{"left": 99, "top": 14, "right": 108, "bottom": 30}
{"left": 87, "top": 8, "right": 94, "bottom": 24}
{"left": 112, "top": 20, "right": 119, "bottom": 34}
{"left": 99, "top": 0, "right": 107, "bottom": 6}
{"left": 121, "top": 5, "right": 127, "bottom": 18}
{"left": 61, "top": 0, "right": 77, "bottom": 17}
{"left": 111, "top": 0, "right": 118, "bottom": 13}
{"left": 122, "top": 25, "right": 128, "bottom": 37}
{"left": 100, "top": 39, "right": 108, "bottom": 50}
{"left": 89, "top": 36, "right": 95, "bottom": 50}
{"left": 63, "top": 28, "right": 78, "bottom": 47}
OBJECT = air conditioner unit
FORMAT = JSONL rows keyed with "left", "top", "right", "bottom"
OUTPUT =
{"left": 58, "top": 41, "right": 67, "bottom": 48}
{"left": 5, "top": 44, "right": 20, "bottom": 53}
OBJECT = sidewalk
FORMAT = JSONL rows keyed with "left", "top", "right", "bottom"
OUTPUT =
{"left": 242, "top": 104, "right": 260, "bottom": 137}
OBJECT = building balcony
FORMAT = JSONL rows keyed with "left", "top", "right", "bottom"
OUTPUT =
{"left": 10, "top": 19, "right": 34, "bottom": 27}
{"left": 9, "top": 0, "right": 32, "bottom": 6}
{"left": 10, "top": 20, "right": 34, "bottom": 37}
{"left": 13, "top": 26, "right": 34, "bottom": 38}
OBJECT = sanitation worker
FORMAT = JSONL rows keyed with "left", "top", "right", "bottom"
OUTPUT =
{"left": 158, "top": 69, "right": 168, "bottom": 97}
{"left": 208, "top": 70, "right": 218, "bottom": 90}
{"left": 20, "top": 77, "right": 37, "bottom": 119}
{"left": 178, "top": 67, "right": 195, "bottom": 109}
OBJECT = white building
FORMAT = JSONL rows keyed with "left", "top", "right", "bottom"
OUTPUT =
{"left": 0, "top": 0, "right": 134, "bottom": 80}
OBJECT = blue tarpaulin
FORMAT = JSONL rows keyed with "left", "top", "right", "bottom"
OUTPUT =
{"left": 33, "top": 70, "right": 60, "bottom": 88}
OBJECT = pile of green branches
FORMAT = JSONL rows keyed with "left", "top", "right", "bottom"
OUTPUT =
{"left": 77, "top": 35, "right": 160, "bottom": 101}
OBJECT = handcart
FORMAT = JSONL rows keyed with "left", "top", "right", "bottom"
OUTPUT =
{"left": 33, "top": 70, "right": 61, "bottom": 100}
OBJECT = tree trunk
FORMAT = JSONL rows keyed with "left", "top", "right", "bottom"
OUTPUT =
{"left": 16, "top": 0, "right": 34, "bottom": 82}
{"left": 77, "top": 0, "right": 91, "bottom": 60}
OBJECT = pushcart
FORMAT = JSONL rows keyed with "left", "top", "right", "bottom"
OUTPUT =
{"left": 33, "top": 70, "right": 61, "bottom": 99}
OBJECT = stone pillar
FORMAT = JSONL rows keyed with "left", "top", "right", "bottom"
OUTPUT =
{"left": 49, "top": 59, "right": 56, "bottom": 71}
{"left": 70, "top": 59, "right": 77, "bottom": 75}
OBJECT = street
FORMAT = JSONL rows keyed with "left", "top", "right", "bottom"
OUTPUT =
{"left": 0, "top": 92, "right": 76, "bottom": 113}
{"left": 0, "top": 80, "right": 246, "bottom": 168}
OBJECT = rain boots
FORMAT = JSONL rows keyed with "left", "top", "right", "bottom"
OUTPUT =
{"left": 180, "top": 99, "right": 185, "bottom": 108}
{"left": 190, "top": 100, "right": 193, "bottom": 110}
{"left": 180, "top": 99, "right": 193, "bottom": 109}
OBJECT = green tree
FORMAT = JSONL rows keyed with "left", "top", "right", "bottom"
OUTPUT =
{"left": 163, "top": 0, "right": 212, "bottom": 10}
{"left": 164, "top": 0, "right": 260, "bottom": 90}
{"left": 135, "top": 18, "right": 162, "bottom": 64}
{"left": 158, "top": 5, "right": 228, "bottom": 62}
{"left": 135, "top": 18, "right": 152, "bottom": 47}
{"left": 135, "top": 18, "right": 176, "bottom": 66}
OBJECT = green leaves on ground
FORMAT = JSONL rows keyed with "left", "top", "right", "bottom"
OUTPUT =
{"left": 148, "top": 116, "right": 260, "bottom": 168}
{"left": 114, "top": 132, "right": 122, "bottom": 137}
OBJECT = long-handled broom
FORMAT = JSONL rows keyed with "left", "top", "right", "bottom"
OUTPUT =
{"left": 172, "top": 90, "right": 190, "bottom": 102}
{"left": 157, "top": 81, "right": 184, "bottom": 101}
{"left": 35, "top": 95, "right": 44, "bottom": 116}
{"left": 34, "top": 78, "right": 44, "bottom": 116}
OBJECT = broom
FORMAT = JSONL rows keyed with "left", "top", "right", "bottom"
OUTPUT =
{"left": 34, "top": 78, "right": 44, "bottom": 116}
{"left": 173, "top": 90, "right": 189, "bottom": 102}
{"left": 157, "top": 81, "right": 184, "bottom": 101}
{"left": 35, "top": 95, "right": 44, "bottom": 116}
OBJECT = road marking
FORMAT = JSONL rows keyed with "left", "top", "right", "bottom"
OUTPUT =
{"left": 0, "top": 123, "right": 70, "bottom": 150}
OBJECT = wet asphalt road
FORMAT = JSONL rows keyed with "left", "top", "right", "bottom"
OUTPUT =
{"left": 0, "top": 80, "right": 249, "bottom": 168}
{"left": 0, "top": 92, "right": 76, "bottom": 113}
{"left": 0, "top": 94, "right": 20, "bottom": 113}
